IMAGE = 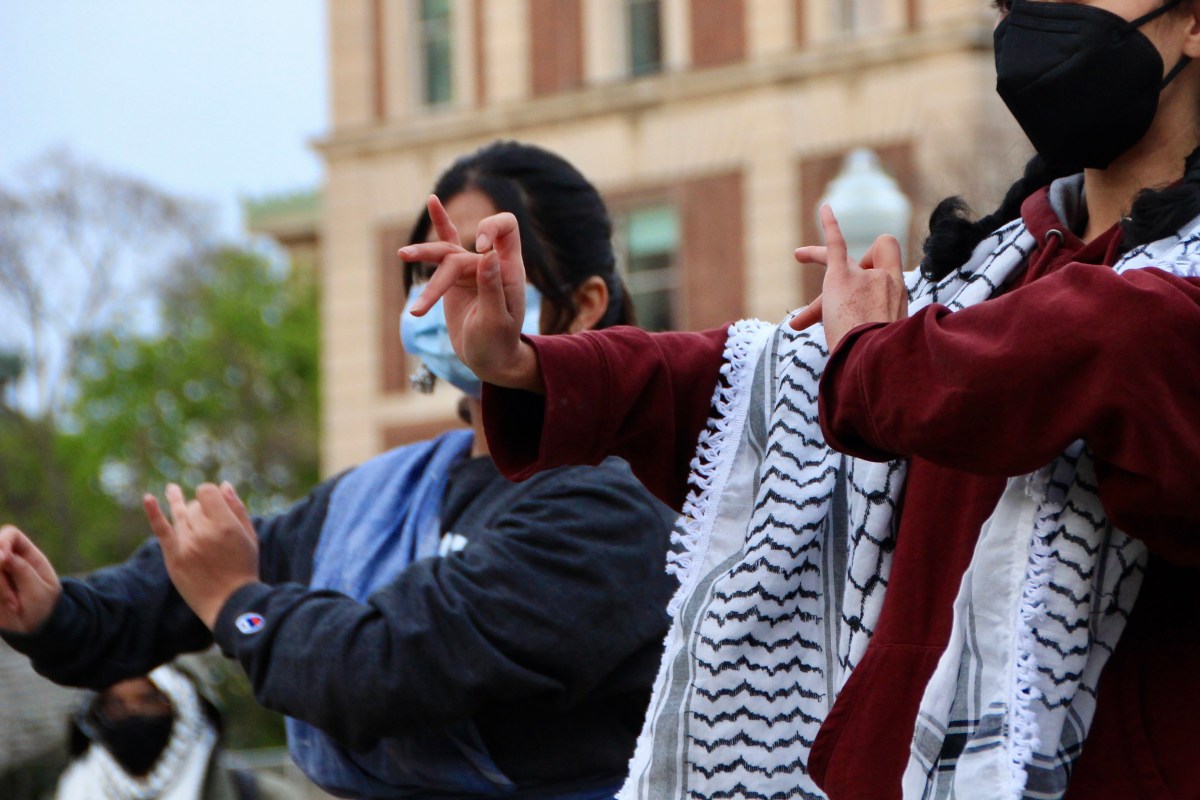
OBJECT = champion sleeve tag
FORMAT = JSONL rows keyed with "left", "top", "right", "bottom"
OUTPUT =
{"left": 235, "top": 612, "right": 266, "bottom": 635}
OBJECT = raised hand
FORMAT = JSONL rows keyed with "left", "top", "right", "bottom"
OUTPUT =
{"left": 0, "top": 525, "right": 62, "bottom": 634}
{"left": 398, "top": 195, "right": 544, "bottom": 393}
{"left": 143, "top": 482, "right": 259, "bottom": 630}
{"left": 791, "top": 205, "right": 908, "bottom": 347}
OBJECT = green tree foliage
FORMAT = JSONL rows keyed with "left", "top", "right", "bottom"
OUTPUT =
{"left": 0, "top": 354, "right": 139, "bottom": 573}
{"left": 0, "top": 408, "right": 142, "bottom": 572}
{"left": 69, "top": 247, "right": 320, "bottom": 552}
{"left": 0, "top": 157, "right": 318, "bottom": 754}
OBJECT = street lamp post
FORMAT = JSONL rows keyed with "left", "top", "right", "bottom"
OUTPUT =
{"left": 817, "top": 148, "right": 912, "bottom": 262}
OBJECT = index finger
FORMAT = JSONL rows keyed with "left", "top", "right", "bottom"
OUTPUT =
{"left": 406, "top": 251, "right": 481, "bottom": 316}
{"left": 818, "top": 204, "right": 849, "bottom": 272}
{"left": 427, "top": 195, "right": 462, "bottom": 247}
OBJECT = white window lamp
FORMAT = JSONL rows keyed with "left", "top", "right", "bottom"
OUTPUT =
{"left": 817, "top": 148, "right": 912, "bottom": 262}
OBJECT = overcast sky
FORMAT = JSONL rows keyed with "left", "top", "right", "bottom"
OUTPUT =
{"left": 0, "top": 2, "right": 327, "bottom": 237}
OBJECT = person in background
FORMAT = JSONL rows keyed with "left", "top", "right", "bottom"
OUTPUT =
{"left": 56, "top": 663, "right": 294, "bottom": 800}
{"left": 0, "top": 141, "right": 678, "bottom": 799}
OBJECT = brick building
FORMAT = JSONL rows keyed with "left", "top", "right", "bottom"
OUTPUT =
{"left": 314, "top": 0, "right": 1027, "bottom": 473}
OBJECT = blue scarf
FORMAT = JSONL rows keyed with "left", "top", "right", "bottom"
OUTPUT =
{"left": 285, "top": 430, "right": 623, "bottom": 799}
{"left": 287, "top": 429, "right": 518, "bottom": 798}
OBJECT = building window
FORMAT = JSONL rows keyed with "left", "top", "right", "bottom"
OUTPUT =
{"left": 616, "top": 205, "right": 680, "bottom": 332}
{"left": 834, "top": 0, "right": 883, "bottom": 33}
{"left": 417, "top": 0, "right": 453, "bottom": 106}
{"left": 626, "top": 0, "right": 663, "bottom": 76}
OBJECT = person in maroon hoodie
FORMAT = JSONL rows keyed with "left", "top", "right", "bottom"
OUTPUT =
{"left": 397, "top": 1, "right": 1200, "bottom": 798}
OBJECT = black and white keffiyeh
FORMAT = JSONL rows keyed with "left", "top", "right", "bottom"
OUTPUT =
{"left": 57, "top": 665, "right": 217, "bottom": 800}
{"left": 620, "top": 176, "right": 1200, "bottom": 800}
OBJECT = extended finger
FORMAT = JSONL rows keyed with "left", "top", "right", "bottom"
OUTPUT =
{"left": 818, "top": 205, "right": 849, "bottom": 272}
{"left": 403, "top": 251, "right": 480, "bottom": 316}
{"left": 397, "top": 241, "right": 465, "bottom": 264}
{"left": 144, "top": 495, "right": 175, "bottom": 545}
{"left": 220, "top": 482, "right": 257, "bottom": 540}
{"left": 165, "top": 484, "right": 193, "bottom": 538}
{"left": 427, "top": 195, "right": 462, "bottom": 247}
{"left": 789, "top": 295, "right": 823, "bottom": 331}
{"left": 793, "top": 246, "right": 828, "bottom": 265}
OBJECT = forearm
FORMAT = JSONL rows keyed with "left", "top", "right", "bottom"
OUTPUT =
{"left": 1, "top": 542, "right": 211, "bottom": 687}
{"left": 212, "top": 580, "right": 559, "bottom": 748}
{"left": 484, "top": 325, "right": 729, "bottom": 509}
{"left": 819, "top": 267, "right": 1200, "bottom": 482}
{"left": 212, "top": 465, "right": 676, "bottom": 748}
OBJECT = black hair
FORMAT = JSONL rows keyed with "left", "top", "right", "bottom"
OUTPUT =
{"left": 925, "top": 0, "right": 1200, "bottom": 286}
{"left": 922, "top": 143, "right": 1200, "bottom": 279}
{"left": 1121, "top": 144, "right": 1200, "bottom": 247}
{"left": 921, "top": 154, "right": 1070, "bottom": 280}
{"left": 407, "top": 140, "right": 634, "bottom": 334}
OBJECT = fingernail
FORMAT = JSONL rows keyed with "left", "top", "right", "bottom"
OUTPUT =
{"left": 398, "top": 246, "right": 415, "bottom": 257}
{"left": 476, "top": 234, "right": 490, "bottom": 252}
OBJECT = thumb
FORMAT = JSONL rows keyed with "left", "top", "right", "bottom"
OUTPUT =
{"left": 789, "top": 295, "right": 823, "bottom": 331}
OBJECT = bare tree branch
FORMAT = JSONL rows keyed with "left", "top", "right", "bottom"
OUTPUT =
{"left": 0, "top": 149, "right": 215, "bottom": 418}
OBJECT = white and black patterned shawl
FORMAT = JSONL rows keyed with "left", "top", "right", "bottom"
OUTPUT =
{"left": 619, "top": 176, "right": 1200, "bottom": 800}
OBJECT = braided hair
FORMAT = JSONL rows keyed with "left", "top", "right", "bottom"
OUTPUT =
{"left": 920, "top": 154, "right": 1068, "bottom": 280}
{"left": 922, "top": 144, "right": 1200, "bottom": 280}
{"left": 1120, "top": 144, "right": 1200, "bottom": 247}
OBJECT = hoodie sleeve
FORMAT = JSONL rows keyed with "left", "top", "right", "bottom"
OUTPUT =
{"left": 819, "top": 265, "right": 1200, "bottom": 564}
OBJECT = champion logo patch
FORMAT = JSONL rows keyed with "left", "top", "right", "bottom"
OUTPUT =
{"left": 235, "top": 612, "right": 266, "bottom": 635}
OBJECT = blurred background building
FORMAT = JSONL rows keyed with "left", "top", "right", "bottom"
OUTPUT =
{"left": 311, "top": 0, "right": 1029, "bottom": 473}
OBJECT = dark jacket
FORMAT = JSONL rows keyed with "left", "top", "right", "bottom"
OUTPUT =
{"left": 5, "top": 453, "right": 677, "bottom": 796}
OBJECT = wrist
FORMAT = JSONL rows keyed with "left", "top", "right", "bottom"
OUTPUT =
{"left": 495, "top": 340, "right": 544, "bottom": 394}
{"left": 198, "top": 578, "right": 256, "bottom": 631}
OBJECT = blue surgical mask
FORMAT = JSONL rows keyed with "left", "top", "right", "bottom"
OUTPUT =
{"left": 400, "top": 283, "right": 542, "bottom": 398}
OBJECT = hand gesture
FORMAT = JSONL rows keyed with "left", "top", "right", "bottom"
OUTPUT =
{"left": 398, "top": 195, "right": 543, "bottom": 392}
{"left": 0, "top": 525, "right": 62, "bottom": 634}
{"left": 143, "top": 482, "right": 259, "bottom": 630}
{"left": 790, "top": 205, "right": 908, "bottom": 347}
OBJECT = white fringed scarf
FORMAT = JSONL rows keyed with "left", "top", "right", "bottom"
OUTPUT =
{"left": 56, "top": 666, "right": 216, "bottom": 800}
{"left": 620, "top": 176, "right": 1200, "bottom": 800}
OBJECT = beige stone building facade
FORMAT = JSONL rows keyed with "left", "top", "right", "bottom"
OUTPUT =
{"left": 315, "top": 0, "right": 1028, "bottom": 474}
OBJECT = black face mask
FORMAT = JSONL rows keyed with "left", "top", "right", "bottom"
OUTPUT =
{"left": 91, "top": 713, "right": 175, "bottom": 777}
{"left": 995, "top": 0, "right": 1191, "bottom": 171}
